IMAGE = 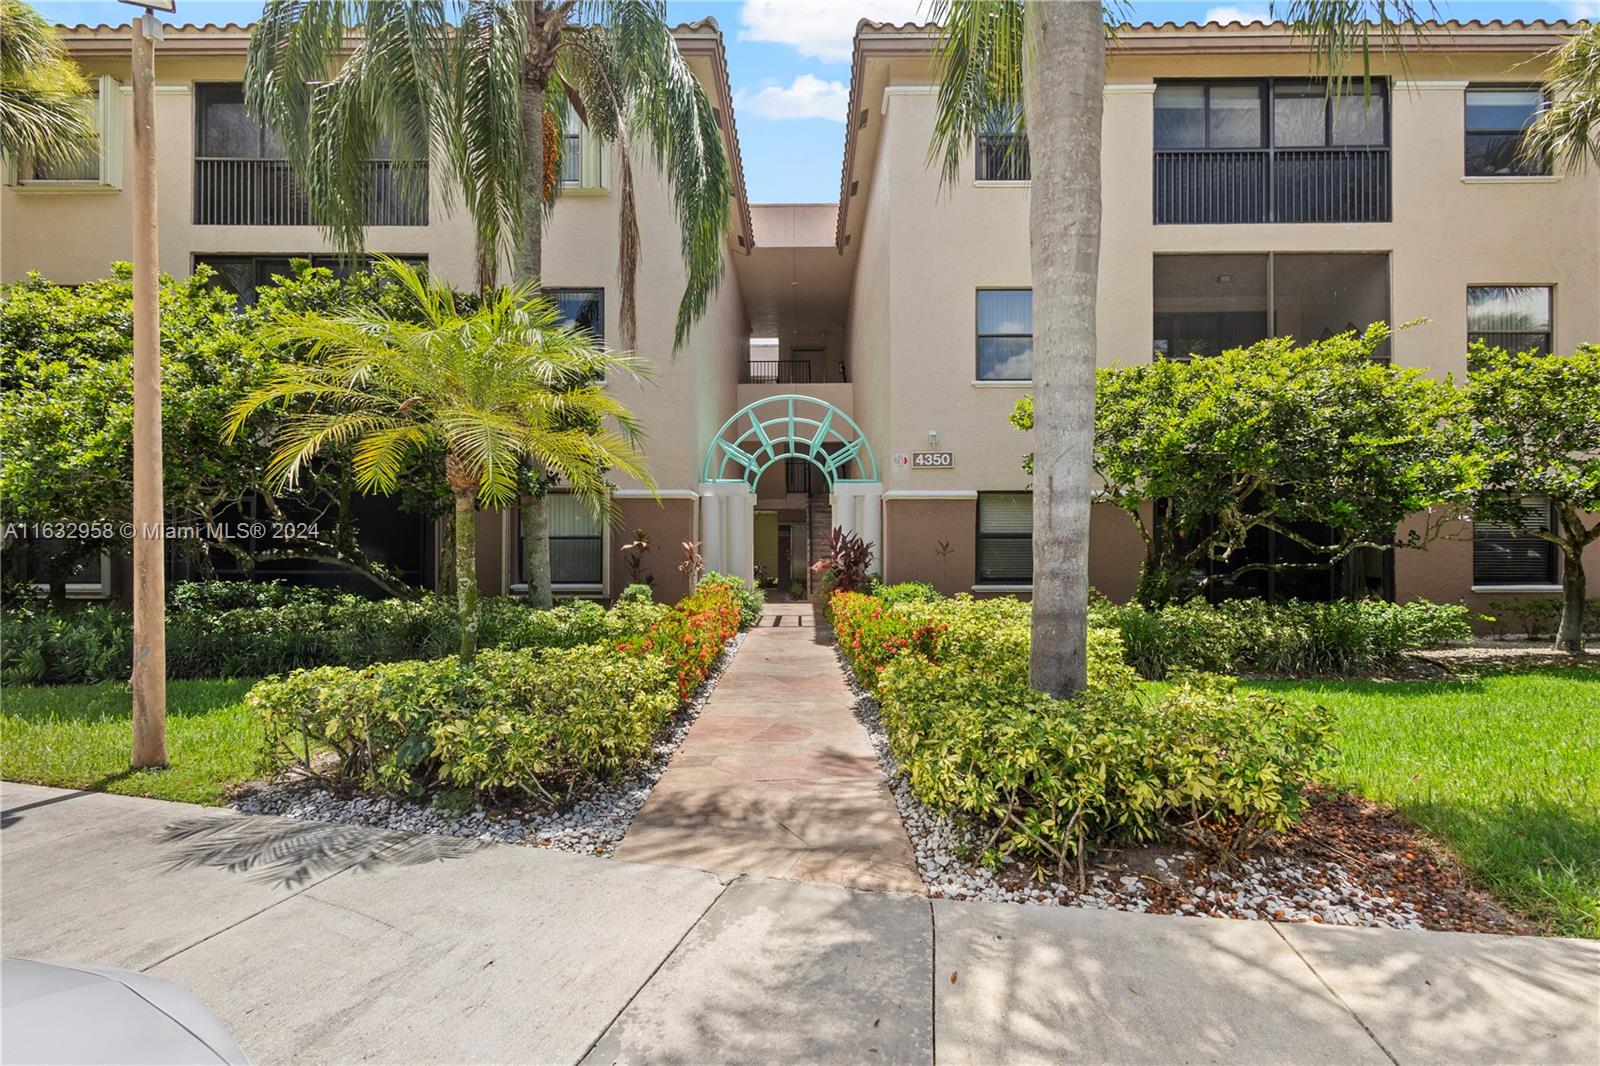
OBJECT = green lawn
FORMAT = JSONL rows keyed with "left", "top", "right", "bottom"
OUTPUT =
{"left": 1248, "top": 669, "right": 1600, "bottom": 939}
{"left": 1, "top": 679, "right": 262, "bottom": 806}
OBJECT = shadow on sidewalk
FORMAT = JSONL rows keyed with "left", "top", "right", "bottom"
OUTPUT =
{"left": 157, "top": 815, "right": 485, "bottom": 891}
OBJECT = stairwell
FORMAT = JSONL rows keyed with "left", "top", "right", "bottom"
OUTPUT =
{"left": 806, "top": 492, "right": 832, "bottom": 595}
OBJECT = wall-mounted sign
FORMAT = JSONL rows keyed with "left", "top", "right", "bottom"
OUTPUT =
{"left": 911, "top": 451, "right": 954, "bottom": 469}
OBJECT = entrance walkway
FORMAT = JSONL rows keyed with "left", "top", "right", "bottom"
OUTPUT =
{"left": 613, "top": 602, "right": 922, "bottom": 893}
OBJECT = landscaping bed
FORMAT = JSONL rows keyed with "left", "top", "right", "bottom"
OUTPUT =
{"left": 829, "top": 585, "right": 1594, "bottom": 937}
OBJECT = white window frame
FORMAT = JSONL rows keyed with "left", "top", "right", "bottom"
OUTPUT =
{"left": 8, "top": 75, "right": 123, "bottom": 190}
{"left": 559, "top": 111, "right": 607, "bottom": 192}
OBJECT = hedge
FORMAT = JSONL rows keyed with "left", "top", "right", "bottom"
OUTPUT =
{"left": 247, "top": 580, "right": 745, "bottom": 801}
{"left": 830, "top": 590, "right": 1333, "bottom": 873}
{"left": 1, "top": 582, "right": 669, "bottom": 685}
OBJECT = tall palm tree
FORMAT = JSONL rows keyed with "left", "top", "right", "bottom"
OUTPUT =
{"left": 245, "top": 0, "right": 732, "bottom": 607}
{"left": 1524, "top": 21, "right": 1600, "bottom": 173}
{"left": 0, "top": 0, "right": 97, "bottom": 167}
{"left": 928, "top": 0, "right": 1430, "bottom": 697}
{"left": 226, "top": 260, "right": 652, "bottom": 660}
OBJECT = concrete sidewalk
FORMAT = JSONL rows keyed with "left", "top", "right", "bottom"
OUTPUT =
{"left": 3, "top": 781, "right": 1596, "bottom": 1065}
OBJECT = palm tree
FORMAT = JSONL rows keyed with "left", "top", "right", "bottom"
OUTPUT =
{"left": 226, "top": 260, "right": 652, "bottom": 660}
{"left": 928, "top": 0, "right": 1432, "bottom": 697}
{"left": 1524, "top": 22, "right": 1600, "bottom": 173}
{"left": 244, "top": 0, "right": 732, "bottom": 607}
{"left": 0, "top": 0, "right": 97, "bottom": 167}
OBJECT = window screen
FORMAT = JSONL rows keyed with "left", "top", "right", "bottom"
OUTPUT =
{"left": 976, "top": 289, "right": 1033, "bottom": 381}
{"left": 977, "top": 493, "right": 1032, "bottom": 584}
{"left": 1473, "top": 497, "right": 1558, "bottom": 586}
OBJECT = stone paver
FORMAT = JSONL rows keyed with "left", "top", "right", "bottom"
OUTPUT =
{"left": 5, "top": 782, "right": 1598, "bottom": 1066}
{"left": 613, "top": 602, "right": 922, "bottom": 893}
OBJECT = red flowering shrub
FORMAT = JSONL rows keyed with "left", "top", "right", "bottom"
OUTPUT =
{"left": 619, "top": 582, "right": 742, "bottom": 699}
{"left": 829, "top": 591, "right": 943, "bottom": 691}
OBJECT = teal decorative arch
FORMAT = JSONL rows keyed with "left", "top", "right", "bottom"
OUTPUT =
{"left": 701, "top": 394, "right": 880, "bottom": 489}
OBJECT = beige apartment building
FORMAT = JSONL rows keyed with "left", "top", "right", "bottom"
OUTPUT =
{"left": 4, "top": 17, "right": 1597, "bottom": 614}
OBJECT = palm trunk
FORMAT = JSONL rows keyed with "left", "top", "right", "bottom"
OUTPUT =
{"left": 1556, "top": 548, "right": 1586, "bottom": 654}
{"left": 453, "top": 488, "right": 479, "bottom": 661}
{"left": 437, "top": 513, "right": 455, "bottom": 595}
{"left": 445, "top": 453, "right": 481, "bottom": 662}
{"left": 512, "top": 66, "right": 552, "bottom": 608}
{"left": 1023, "top": 1, "right": 1104, "bottom": 697}
{"left": 522, "top": 491, "right": 552, "bottom": 608}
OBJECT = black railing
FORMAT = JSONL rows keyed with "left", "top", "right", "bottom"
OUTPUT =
{"left": 1154, "top": 146, "right": 1389, "bottom": 224}
{"left": 1468, "top": 330, "right": 1550, "bottom": 356}
{"left": 742, "top": 360, "right": 814, "bottom": 385}
{"left": 195, "top": 158, "right": 429, "bottom": 227}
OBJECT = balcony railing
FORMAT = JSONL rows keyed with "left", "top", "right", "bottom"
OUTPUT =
{"left": 976, "top": 133, "right": 1030, "bottom": 181}
{"left": 194, "top": 158, "right": 429, "bottom": 227}
{"left": 742, "top": 360, "right": 814, "bottom": 385}
{"left": 1154, "top": 146, "right": 1389, "bottom": 224}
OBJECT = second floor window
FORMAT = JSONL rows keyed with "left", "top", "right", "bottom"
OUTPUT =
{"left": 545, "top": 288, "right": 605, "bottom": 344}
{"left": 1468, "top": 285, "right": 1552, "bottom": 355}
{"left": 1465, "top": 86, "right": 1548, "bottom": 177}
{"left": 11, "top": 75, "right": 121, "bottom": 188}
{"left": 976, "top": 132, "right": 1030, "bottom": 181}
{"left": 976, "top": 289, "right": 1032, "bottom": 382}
{"left": 559, "top": 110, "right": 607, "bottom": 190}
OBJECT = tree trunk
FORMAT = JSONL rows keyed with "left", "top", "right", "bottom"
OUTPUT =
{"left": 445, "top": 454, "right": 481, "bottom": 662}
{"left": 522, "top": 491, "right": 552, "bottom": 608}
{"left": 1023, "top": 1, "right": 1104, "bottom": 698}
{"left": 437, "top": 514, "right": 455, "bottom": 595}
{"left": 453, "top": 488, "right": 479, "bottom": 661}
{"left": 1556, "top": 549, "right": 1586, "bottom": 654}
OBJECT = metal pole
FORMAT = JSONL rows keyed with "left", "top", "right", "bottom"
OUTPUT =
{"left": 130, "top": 11, "right": 167, "bottom": 768}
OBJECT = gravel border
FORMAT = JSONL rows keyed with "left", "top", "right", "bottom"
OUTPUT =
{"left": 232, "top": 632, "right": 745, "bottom": 856}
{"left": 837, "top": 647, "right": 1525, "bottom": 932}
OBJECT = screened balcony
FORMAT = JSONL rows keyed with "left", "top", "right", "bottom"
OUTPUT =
{"left": 193, "top": 84, "right": 427, "bottom": 227}
{"left": 1153, "top": 81, "right": 1391, "bottom": 225}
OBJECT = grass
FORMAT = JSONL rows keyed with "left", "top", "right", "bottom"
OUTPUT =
{"left": 1, "top": 679, "right": 262, "bottom": 806}
{"left": 1246, "top": 669, "right": 1600, "bottom": 939}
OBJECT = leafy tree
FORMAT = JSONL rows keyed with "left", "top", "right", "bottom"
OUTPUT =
{"left": 1010, "top": 327, "right": 1477, "bottom": 607}
{"left": 228, "top": 260, "right": 651, "bottom": 660}
{"left": 0, "top": 0, "right": 97, "bottom": 167}
{"left": 1467, "top": 344, "right": 1600, "bottom": 653}
{"left": 0, "top": 263, "right": 443, "bottom": 596}
{"left": 245, "top": 0, "right": 734, "bottom": 608}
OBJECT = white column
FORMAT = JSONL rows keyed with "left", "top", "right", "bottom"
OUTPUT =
{"left": 698, "top": 482, "right": 755, "bottom": 584}
{"left": 830, "top": 482, "right": 884, "bottom": 575}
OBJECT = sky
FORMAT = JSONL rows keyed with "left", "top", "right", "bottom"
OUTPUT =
{"left": 34, "top": 0, "right": 1596, "bottom": 203}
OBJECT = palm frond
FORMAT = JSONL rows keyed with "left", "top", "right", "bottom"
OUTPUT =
{"left": 1523, "top": 23, "right": 1600, "bottom": 173}
{"left": 926, "top": 0, "right": 1027, "bottom": 189}
{"left": 1272, "top": 0, "right": 1436, "bottom": 91}
{"left": 0, "top": 0, "right": 97, "bottom": 163}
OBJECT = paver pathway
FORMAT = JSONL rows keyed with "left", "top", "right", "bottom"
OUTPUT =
{"left": 613, "top": 601, "right": 923, "bottom": 893}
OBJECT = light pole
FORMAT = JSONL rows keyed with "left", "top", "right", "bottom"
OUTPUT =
{"left": 121, "top": 0, "right": 173, "bottom": 769}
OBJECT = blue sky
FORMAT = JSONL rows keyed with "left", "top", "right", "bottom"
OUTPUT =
{"left": 36, "top": 0, "right": 1594, "bottom": 202}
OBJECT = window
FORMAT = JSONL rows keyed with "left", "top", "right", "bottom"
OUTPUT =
{"left": 977, "top": 493, "right": 1032, "bottom": 585}
{"left": 1154, "top": 83, "right": 1263, "bottom": 149}
{"left": 1465, "top": 86, "right": 1548, "bottom": 177}
{"left": 545, "top": 288, "right": 604, "bottom": 344}
{"left": 559, "top": 110, "right": 606, "bottom": 189}
{"left": 194, "top": 254, "right": 427, "bottom": 307}
{"left": 196, "top": 84, "right": 283, "bottom": 159}
{"left": 975, "top": 133, "right": 1030, "bottom": 181}
{"left": 1474, "top": 497, "right": 1558, "bottom": 587}
{"left": 545, "top": 494, "right": 604, "bottom": 588}
{"left": 1468, "top": 286, "right": 1552, "bottom": 354}
{"left": 976, "top": 289, "right": 1032, "bottom": 381}
{"left": 11, "top": 75, "right": 121, "bottom": 187}
{"left": 785, "top": 458, "right": 811, "bottom": 494}
{"left": 1271, "top": 81, "right": 1386, "bottom": 148}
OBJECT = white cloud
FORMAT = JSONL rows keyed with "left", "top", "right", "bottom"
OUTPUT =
{"left": 1563, "top": 0, "right": 1599, "bottom": 18}
{"left": 1203, "top": 5, "right": 1271, "bottom": 24}
{"left": 735, "top": 74, "right": 851, "bottom": 122}
{"left": 738, "top": 0, "right": 923, "bottom": 63}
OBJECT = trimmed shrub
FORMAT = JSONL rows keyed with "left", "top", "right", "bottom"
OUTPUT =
{"left": 248, "top": 580, "right": 745, "bottom": 800}
{"left": 698, "top": 571, "right": 764, "bottom": 629}
{"left": 1089, "top": 597, "right": 1473, "bottom": 679}
{"left": 1, "top": 591, "right": 670, "bottom": 684}
{"left": 1485, "top": 595, "right": 1600, "bottom": 639}
{"left": 829, "top": 589, "right": 1334, "bottom": 872}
